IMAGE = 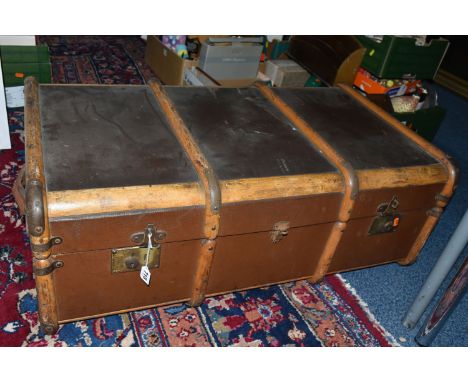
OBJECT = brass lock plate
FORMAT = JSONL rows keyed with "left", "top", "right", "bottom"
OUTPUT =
{"left": 111, "top": 245, "right": 161, "bottom": 273}
{"left": 368, "top": 214, "right": 401, "bottom": 235}
{"left": 368, "top": 196, "right": 401, "bottom": 235}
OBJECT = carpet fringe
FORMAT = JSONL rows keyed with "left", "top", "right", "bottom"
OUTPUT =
{"left": 335, "top": 274, "right": 400, "bottom": 346}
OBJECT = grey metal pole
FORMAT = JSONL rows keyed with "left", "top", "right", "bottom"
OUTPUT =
{"left": 403, "top": 208, "right": 468, "bottom": 329}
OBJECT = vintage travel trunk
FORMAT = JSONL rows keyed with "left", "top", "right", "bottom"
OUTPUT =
{"left": 18, "top": 77, "right": 456, "bottom": 333}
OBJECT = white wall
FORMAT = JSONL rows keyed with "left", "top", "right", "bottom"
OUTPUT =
{"left": 0, "top": 57, "right": 11, "bottom": 149}
{"left": 0, "top": 35, "right": 36, "bottom": 149}
{"left": 0, "top": 35, "right": 36, "bottom": 46}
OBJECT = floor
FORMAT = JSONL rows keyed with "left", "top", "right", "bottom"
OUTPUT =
{"left": 343, "top": 84, "right": 468, "bottom": 346}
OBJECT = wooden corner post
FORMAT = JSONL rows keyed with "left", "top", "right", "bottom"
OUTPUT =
{"left": 24, "top": 77, "right": 60, "bottom": 334}
{"left": 257, "top": 84, "right": 358, "bottom": 282}
{"left": 148, "top": 81, "right": 221, "bottom": 306}
{"left": 338, "top": 84, "right": 458, "bottom": 265}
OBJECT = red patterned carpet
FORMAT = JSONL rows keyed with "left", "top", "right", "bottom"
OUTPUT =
{"left": 0, "top": 36, "right": 398, "bottom": 346}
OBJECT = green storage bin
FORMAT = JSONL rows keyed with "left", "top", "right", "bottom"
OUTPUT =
{"left": 0, "top": 45, "right": 50, "bottom": 63}
{"left": 2, "top": 62, "right": 51, "bottom": 86}
{"left": 357, "top": 36, "right": 449, "bottom": 80}
{"left": 393, "top": 106, "right": 446, "bottom": 142}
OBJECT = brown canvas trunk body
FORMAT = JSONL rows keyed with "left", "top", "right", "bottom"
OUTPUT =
{"left": 20, "top": 77, "right": 456, "bottom": 333}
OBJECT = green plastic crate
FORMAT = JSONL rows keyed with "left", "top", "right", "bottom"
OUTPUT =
{"left": 393, "top": 106, "right": 446, "bottom": 142}
{"left": 2, "top": 62, "right": 51, "bottom": 86}
{"left": 0, "top": 45, "right": 50, "bottom": 63}
{"left": 357, "top": 36, "right": 449, "bottom": 80}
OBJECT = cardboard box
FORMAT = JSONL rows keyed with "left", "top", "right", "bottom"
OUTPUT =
{"left": 145, "top": 36, "right": 259, "bottom": 88}
{"left": 265, "top": 59, "right": 309, "bottom": 87}
{"left": 183, "top": 67, "right": 220, "bottom": 86}
{"left": 199, "top": 37, "right": 263, "bottom": 81}
{"left": 188, "top": 35, "right": 228, "bottom": 44}
{"left": 145, "top": 36, "right": 198, "bottom": 85}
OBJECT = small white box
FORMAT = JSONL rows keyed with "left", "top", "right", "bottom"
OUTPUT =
{"left": 265, "top": 59, "right": 309, "bottom": 87}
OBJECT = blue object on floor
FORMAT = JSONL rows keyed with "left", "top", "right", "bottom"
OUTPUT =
{"left": 342, "top": 84, "right": 468, "bottom": 347}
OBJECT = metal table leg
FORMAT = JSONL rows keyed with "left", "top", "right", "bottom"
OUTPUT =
{"left": 415, "top": 257, "right": 467, "bottom": 346}
{"left": 403, "top": 208, "right": 468, "bottom": 329}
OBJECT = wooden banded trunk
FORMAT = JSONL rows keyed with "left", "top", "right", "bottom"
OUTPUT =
{"left": 19, "top": 77, "right": 457, "bottom": 334}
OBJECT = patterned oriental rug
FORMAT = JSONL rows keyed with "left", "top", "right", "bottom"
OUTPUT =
{"left": 0, "top": 36, "right": 397, "bottom": 346}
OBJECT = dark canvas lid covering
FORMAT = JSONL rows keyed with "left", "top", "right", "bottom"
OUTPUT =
{"left": 39, "top": 85, "right": 336, "bottom": 193}
{"left": 39, "top": 85, "right": 198, "bottom": 192}
{"left": 273, "top": 87, "right": 437, "bottom": 170}
{"left": 164, "top": 87, "right": 336, "bottom": 180}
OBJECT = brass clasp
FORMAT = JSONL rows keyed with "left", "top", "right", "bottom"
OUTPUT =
{"left": 368, "top": 196, "right": 401, "bottom": 235}
{"left": 111, "top": 224, "right": 165, "bottom": 273}
{"left": 270, "top": 221, "right": 290, "bottom": 243}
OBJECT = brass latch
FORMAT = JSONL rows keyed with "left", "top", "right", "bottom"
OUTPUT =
{"left": 368, "top": 196, "right": 401, "bottom": 235}
{"left": 111, "top": 224, "right": 165, "bottom": 273}
{"left": 270, "top": 221, "right": 290, "bottom": 243}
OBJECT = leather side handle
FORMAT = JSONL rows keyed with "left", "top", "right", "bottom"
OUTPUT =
{"left": 26, "top": 178, "right": 45, "bottom": 237}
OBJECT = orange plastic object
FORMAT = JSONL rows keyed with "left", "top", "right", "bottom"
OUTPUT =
{"left": 353, "top": 67, "right": 421, "bottom": 96}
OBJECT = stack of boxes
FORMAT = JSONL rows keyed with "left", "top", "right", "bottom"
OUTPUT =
{"left": 145, "top": 36, "right": 265, "bottom": 87}
{"left": 144, "top": 34, "right": 450, "bottom": 142}
{"left": 146, "top": 36, "right": 322, "bottom": 89}
{"left": 0, "top": 45, "right": 51, "bottom": 108}
{"left": 1, "top": 45, "right": 51, "bottom": 87}
{"left": 0, "top": 44, "right": 51, "bottom": 148}
{"left": 354, "top": 36, "right": 450, "bottom": 141}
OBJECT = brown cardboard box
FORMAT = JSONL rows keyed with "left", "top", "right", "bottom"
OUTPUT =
{"left": 145, "top": 36, "right": 198, "bottom": 85}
